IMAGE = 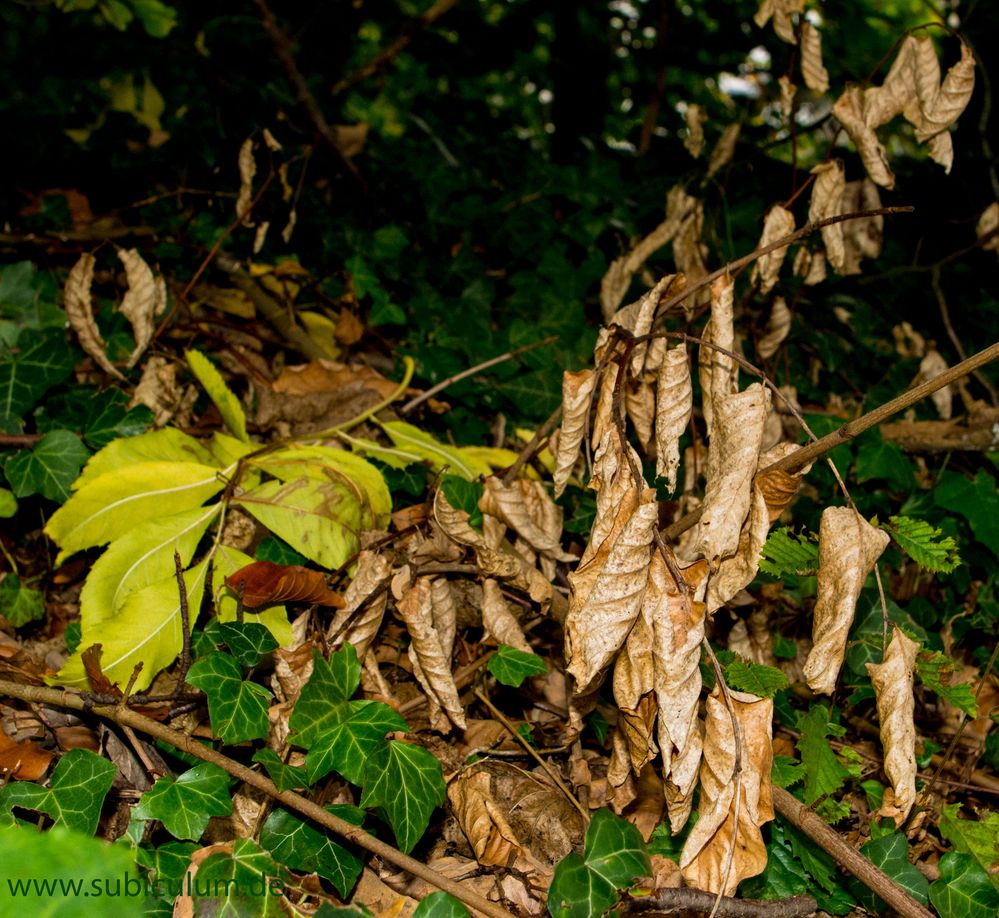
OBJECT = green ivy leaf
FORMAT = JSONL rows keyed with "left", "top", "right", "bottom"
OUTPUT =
{"left": 548, "top": 809, "right": 651, "bottom": 917}
{"left": 488, "top": 644, "right": 549, "bottom": 687}
{"left": 723, "top": 660, "right": 789, "bottom": 699}
{"left": 938, "top": 804, "right": 999, "bottom": 892}
{"left": 0, "top": 573, "right": 45, "bottom": 627}
{"left": 187, "top": 652, "right": 271, "bottom": 744}
{"left": 191, "top": 838, "right": 286, "bottom": 915}
{"left": 413, "top": 891, "right": 470, "bottom": 917}
{"left": 886, "top": 516, "right": 961, "bottom": 573}
{"left": 135, "top": 762, "right": 232, "bottom": 841}
{"left": 935, "top": 470, "right": 999, "bottom": 561}
{"left": 916, "top": 651, "right": 977, "bottom": 718}
{"left": 218, "top": 621, "right": 279, "bottom": 668}
{"left": 929, "top": 852, "right": 999, "bottom": 918}
{"left": 255, "top": 535, "right": 308, "bottom": 566}
{"left": 252, "top": 749, "right": 309, "bottom": 792}
{"left": 740, "top": 824, "right": 810, "bottom": 900}
{"left": 141, "top": 839, "right": 198, "bottom": 900}
{"left": 360, "top": 740, "right": 445, "bottom": 853}
{"left": 81, "top": 389, "right": 152, "bottom": 448}
{"left": 440, "top": 474, "right": 483, "bottom": 529}
{"left": 855, "top": 833, "right": 929, "bottom": 910}
{"left": 0, "top": 749, "right": 115, "bottom": 834}
{"left": 796, "top": 705, "right": 851, "bottom": 806}
{"left": 759, "top": 528, "right": 819, "bottom": 577}
{"left": 0, "top": 329, "right": 75, "bottom": 431}
{"left": 306, "top": 700, "right": 408, "bottom": 785}
{"left": 260, "top": 805, "right": 364, "bottom": 897}
{"left": 854, "top": 431, "right": 915, "bottom": 491}
{"left": 185, "top": 349, "right": 248, "bottom": 442}
{"left": 289, "top": 646, "right": 363, "bottom": 749}
{"left": 4, "top": 430, "right": 89, "bottom": 502}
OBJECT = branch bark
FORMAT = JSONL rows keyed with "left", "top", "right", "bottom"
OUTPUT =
{"left": 628, "top": 889, "right": 817, "bottom": 917}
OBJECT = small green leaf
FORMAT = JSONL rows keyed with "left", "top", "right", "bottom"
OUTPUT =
{"left": 378, "top": 420, "right": 492, "bottom": 480}
{"left": 917, "top": 651, "right": 977, "bottom": 718}
{"left": 129, "top": 0, "right": 178, "bottom": 37}
{"left": 260, "top": 805, "right": 364, "bottom": 897}
{"left": 360, "top": 740, "right": 445, "bottom": 853}
{"left": 4, "top": 430, "right": 89, "bottom": 502}
{"left": 855, "top": 432, "right": 915, "bottom": 491}
{"left": 0, "top": 749, "right": 115, "bottom": 835}
{"left": 218, "top": 621, "right": 279, "bottom": 667}
{"left": 886, "top": 516, "right": 961, "bottom": 573}
{"left": 187, "top": 652, "right": 271, "bottom": 744}
{"left": 773, "top": 633, "right": 798, "bottom": 659}
{"left": 0, "top": 330, "right": 75, "bottom": 431}
{"left": 796, "top": 705, "right": 851, "bottom": 806}
{"left": 289, "top": 646, "right": 364, "bottom": 748}
{"left": 938, "top": 804, "right": 999, "bottom": 892}
{"left": 929, "top": 852, "right": 999, "bottom": 918}
{"left": 935, "top": 470, "right": 999, "bottom": 561}
{"left": 255, "top": 535, "right": 308, "bottom": 566}
{"left": 723, "top": 660, "right": 789, "bottom": 699}
{"left": 413, "top": 892, "right": 470, "bottom": 917}
{"left": 135, "top": 763, "right": 232, "bottom": 841}
{"left": 855, "top": 833, "right": 929, "bottom": 909}
{"left": 0, "top": 487, "right": 16, "bottom": 517}
{"left": 252, "top": 749, "right": 309, "bottom": 792}
{"left": 759, "top": 528, "right": 819, "bottom": 577}
{"left": 440, "top": 474, "right": 483, "bottom": 529}
{"left": 488, "top": 644, "right": 548, "bottom": 687}
{"left": 0, "top": 573, "right": 45, "bottom": 627}
{"left": 185, "top": 349, "right": 248, "bottom": 442}
{"left": 772, "top": 755, "right": 805, "bottom": 789}
{"left": 306, "top": 700, "right": 408, "bottom": 785}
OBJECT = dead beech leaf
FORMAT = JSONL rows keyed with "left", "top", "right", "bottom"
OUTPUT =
{"left": 600, "top": 212, "right": 685, "bottom": 320}
{"left": 751, "top": 205, "right": 796, "bottom": 295}
{"left": 326, "top": 550, "right": 392, "bottom": 659}
{"left": 553, "top": 369, "right": 597, "bottom": 498}
{"left": 602, "top": 272, "right": 685, "bottom": 377}
{"left": 64, "top": 253, "right": 125, "bottom": 381}
{"left": 118, "top": 248, "right": 165, "bottom": 367}
{"left": 625, "top": 375, "right": 657, "bottom": 452}
{"left": 654, "top": 343, "right": 692, "bottom": 494}
{"left": 866, "top": 626, "right": 919, "bottom": 823}
{"left": 680, "top": 687, "right": 774, "bottom": 896}
{"left": 756, "top": 297, "right": 792, "bottom": 360}
{"left": 479, "top": 477, "right": 573, "bottom": 562}
{"left": 0, "top": 729, "right": 54, "bottom": 781}
{"left": 809, "top": 160, "right": 846, "bottom": 273}
{"left": 800, "top": 21, "right": 829, "bottom": 93}
{"left": 753, "top": 0, "right": 803, "bottom": 45}
{"left": 225, "top": 560, "right": 345, "bottom": 609}
{"left": 793, "top": 246, "right": 826, "bottom": 286}
{"left": 129, "top": 356, "right": 183, "bottom": 427}
{"left": 684, "top": 104, "right": 707, "bottom": 158}
{"left": 803, "top": 507, "right": 890, "bottom": 695}
{"left": 978, "top": 202, "right": 999, "bottom": 254}
{"left": 236, "top": 137, "right": 256, "bottom": 225}
{"left": 917, "top": 347, "right": 953, "bottom": 419}
{"left": 728, "top": 609, "right": 777, "bottom": 666}
{"left": 430, "top": 577, "right": 458, "bottom": 662}
{"left": 698, "top": 273, "right": 738, "bottom": 437}
{"left": 840, "top": 179, "right": 884, "bottom": 275}
{"left": 706, "top": 123, "right": 741, "bottom": 181}
{"left": 669, "top": 190, "right": 709, "bottom": 309}
{"left": 481, "top": 579, "right": 531, "bottom": 652}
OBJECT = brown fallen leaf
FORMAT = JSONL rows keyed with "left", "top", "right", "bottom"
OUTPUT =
{"left": 0, "top": 730, "right": 54, "bottom": 780}
{"left": 225, "top": 560, "right": 345, "bottom": 608}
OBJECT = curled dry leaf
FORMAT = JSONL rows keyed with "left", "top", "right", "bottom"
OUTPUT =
{"left": 977, "top": 202, "right": 999, "bottom": 254}
{"left": 225, "top": 560, "right": 345, "bottom": 609}
{"left": 918, "top": 347, "right": 953, "bottom": 419}
{"left": 680, "top": 687, "right": 774, "bottom": 896}
{"left": 118, "top": 248, "right": 166, "bottom": 367}
{"left": 397, "top": 576, "right": 466, "bottom": 730}
{"left": 431, "top": 577, "right": 458, "bottom": 661}
{"left": 698, "top": 272, "right": 738, "bottom": 437}
{"left": 433, "top": 489, "right": 485, "bottom": 548}
{"left": 840, "top": 179, "right": 884, "bottom": 274}
{"left": 684, "top": 103, "right": 707, "bottom": 158}
{"left": 669, "top": 190, "right": 709, "bottom": 309}
{"left": 236, "top": 137, "right": 256, "bottom": 225}
{"left": 756, "top": 297, "right": 792, "bottom": 361}
{"left": 603, "top": 272, "right": 685, "bottom": 376}
{"left": 803, "top": 507, "right": 890, "bottom": 695}
{"left": 778, "top": 75, "right": 796, "bottom": 119}
{"left": 613, "top": 607, "right": 656, "bottom": 772}
{"left": 866, "top": 626, "right": 919, "bottom": 823}
{"left": 799, "top": 21, "right": 829, "bottom": 93}
{"left": 327, "top": 550, "right": 393, "bottom": 659}
{"left": 129, "top": 355, "right": 184, "bottom": 427}
{"left": 655, "top": 343, "right": 692, "bottom": 494}
{"left": 728, "top": 609, "right": 777, "bottom": 666}
{"left": 809, "top": 160, "right": 846, "bottom": 273}
{"left": 793, "top": 246, "right": 826, "bottom": 286}
{"left": 753, "top": 0, "right": 803, "bottom": 45}
{"left": 706, "top": 123, "right": 741, "bottom": 181}
{"left": 553, "top": 369, "right": 597, "bottom": 498}
{"left": 625, "top": 375, "right": 657, "bottom": 452}
{"left": 479, "top": 477, "right": 573, "bottom": 562}
{"left": 481, "top": 579, "right": 531, "bottom": 652}
{"left": 751, "top": 205, "right": 795, "bottom": 296}
{"left": 64, "top": 253, "right": 125, "bottom": 381}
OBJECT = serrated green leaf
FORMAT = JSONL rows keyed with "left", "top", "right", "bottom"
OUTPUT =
{"left": 186, "top": 349, "right": 248, "bottom": 442}
{"left": 413, "top": 892, "right": 470, "bottom": 918}
{"left": 488, "top": 644, "right": 548, "bottom": 687}
{"left": 0, "top": 749, "right": 115, "bottom": 835}
{"left": 360, "top": 740, "right": 445, "bottom": 853}
{"left": 916, "top": 651, "right": 977, "bottom": 718}
{"left": 79, "top": 504, "right": 220, "bottom": 629}
{"left": 796, "top": 705, "right": 851, "bottom": 806}
{"left": 212, "top": 545, "right": 293, "bottom": 647}
{"left": 252, "top": 749, "right": 309, "bottom": 792}
{"left": 929, "top": 852, "right": 999, "bottom": 918}
{"left": 260, "top": 805, "right": 364, "bottom": 897}
{"left": 887, "top": 515, "right": 961, "bottom": 573}
{"left": 772, "top": 755, "right": 805, "bottom": 789}
{"left": 379, "top": 420, "right": 491, "bottom": 480}
{"left": 938, "top": 804, "right": 999, "bottom": 892}
{"left": 773, "top": 633, "right": 798, "bottom": 659}
{"left": 187, "top": 652, "right": 271, "bottom": 744}
{"left": 855, "top": 833, "right": 929, "bottom": 910}
{"left": 191, "top": 838, "right": 286, "bottom": 916}
{"left": 0, "top": 329, "right": 75, "bottom": 431}
{"left": 549, "top": 809, "right": 651, "bottom": 917}
{"left": 723, "top": 660, "right": 789, "bottom": 698}
{"left": 289, "top": 646, "right": 363, "bottom": 749}
{"left": 759, "top": 528, "right": 819, "bottom": 577}
{"left": 75, "top": 427, "right": 217, "bottom": 489}
{"left": 218, "top": 620, "right": 279, "bottom": 667}
{"left": 238, "top": 476, "right": 364, "bottom": 570}
{"left": 4, "top": 430, "right": 89, "bottom": 502}
{"left": 46, "top": 461, "right": 228, "bottom": 564}
{"left": 54, "top": 559, "right": 209, "bottom": 691}
{"left": 306, "top": 700, "right": 408, "bottom": 785}
{"left": 0, "top": 573, "right": 45, "bottom": 627}
{"left": 135, "top": 763, "right": 232, "bottom": 841}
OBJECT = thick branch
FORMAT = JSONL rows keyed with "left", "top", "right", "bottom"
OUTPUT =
{"left": 0, "top": 679, "right": 514, "bottom": 918}
{"left": 628, "top": 889, "right": 817, "bottom": 917}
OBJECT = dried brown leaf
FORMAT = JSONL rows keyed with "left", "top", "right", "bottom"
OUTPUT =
{"left": 226, "top": 560, "right": 346, "bottom": 609}
{"left": 752, "top": 205, "right": 796, "bottom": 296}
{"left": 803, "top": 507, "right": 890, "bottom": 695}
{"left": 918, "top": 347, "right": 953, "bottom": 419}
{"left": 832, "top": 86, "right": 896, "bottom": 189}
{"left": 978, "top": 202, "right": 999, "bottom": 254}
{"left": 236, "top": 137, "right": 256, "bottom": 225}
{"left": 553, "top": 369, "right": 597, "bottom": 498}
{"left": 480, "top": 477, "right": 573, "bottom": 562}
{"left": 778, "top": 75, "right": 796, "bottom": 119}
{"left": 840, "top": 179, "right": 884, "bottom": 274}
{"left": 753, "top": 0, "right": 803, "bottom": 44}
{"left": 327, "top": 550, "right": 392, "bottom": 658}
{"left": 680, "top": 687, "right": 774, "bottom": 896}
{"left": 866, "top": 626, "right": 919, "bottom": 823}
{"left": 800, "top": 21, "right": 829, "bottom": 93}
{"left": 793, "top": 246, "right": 827, "bottom": 285}
{"left": 684, "top": 104, "right": 707, "bottom": 158}
{"left": 706, "top": 123, "right": 742, "bottom": 180}
{"left": 118, "top": 248, "right": 165, "bottom": 367}
{"left": 670, "top": 191, "right": 709, "bottom": 309}
{"left": 64, "top": 253, "right": 125, "bottom": 380}
{"left": 916, "top": 40, "right": 975, "bottom": 143}
{"left": 603, "top": 273, "right": 685, "bottom": 376}
{"left": 601, "top": 219, "right": 685, "bottom": 320}
{"left": 756, "top": 297, "right": 792, "bottom": 360}
{"left": 481, "top": 578, "right": 531, "bottom": 652}
{"left": 654, "top": 344, "right": 692, "bottom": 494}
{"left": 809, "top": 160, "right": 846, "bottom": 272}
{"left": 698, "top": 273, "right": 738, "bottom": 437}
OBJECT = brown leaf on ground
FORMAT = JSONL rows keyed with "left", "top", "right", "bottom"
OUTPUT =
{"left": 225, "top": 560, "right": 346, "bottom": 609}
{"left": 118, "top": 248, "right": 166, "bottom": 367}
{"left": 479, "top": 477, "right": 573, "bottom": 562}
{"left": 326, "top": 550, "right": 392, "bottom": 658}
{"left": 680, "top": 687, "right": 774, "bottom": 896}
{"left": 0, "top": 729, "right": 54, "bottom": 780}
{"left": 64, "top": 252, "right": 124, "bottom": 380}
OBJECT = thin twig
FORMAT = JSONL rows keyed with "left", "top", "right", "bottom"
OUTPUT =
{"left": 173, "top": 551, "right": 193, "bottom": 694}
{"left": 627, "top": 889, "right": 817, "bottom": 917}
{"left": 399, "top": 335, "right": 559, "bottom": 415}
{"left": 0, "top": 679, "right": 516, "bottom": 918}
{"left": 500, "top": 403, "right": 564, "bottom": 486}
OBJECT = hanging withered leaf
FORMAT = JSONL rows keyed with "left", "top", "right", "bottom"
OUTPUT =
{"left": 977, "top": 202, "right": 999, "bottom": 255}
{"left": 803, "top": 507, "right": 890, "bottom": 695}
{"left": 750, "top": 205, "right": 796, "bottom": 296}
{"left": 753, "top": 0, "right": 803, "bottom": 45}
{"left": 236, "top": 137, "right": 256, "bottom": 226}
{"left": 118, "top": 248, "right": 167, "bottom": 368}
{"left": 706, "top": 123, "right": 741, "bottom": 181}
{"left": 756, "top": 297, "right": 792, "bottom": 362}
{"left": 680, "top": 687, "right": 774, "bottom": 896}
{"left": 64, "top": 253, "right": 125, "bottom": 380}
{"left": 225, "top": 560, "right": 346, "bottom": 609}
{"left": 778, "top": 75, "right": 796, "bottom": 119}
{"left": 917, "top": 347, "right": 953, "bottom": 419}
{"left": 866, "top": 626, "right": 919, "bottom": 824}
{"left": 481, "top": 578, "right": 531, "bottom": 652}
{"left": 553, "top": 369, "right": 597, "bottom": 498}
{"left": 808, "top": 161, "right": 846, "bottom": 273}
{"left": 326, "top": 550, "right": 392, "bottom": 658}
{"left": 799, "top": 21, "right": 829, "bottom": 93}
{"left": 479, "top": 477, "right": 573, "bottom": 562}
{"left": 655, "top": 343, "right": 692, "bottom": 494}
{"left": 840, "top": 179, "right": 884, "bottom": 275}
{"left": 698, "top": 273, "right": 738, "bottom": 437}
{"left": 684, "top": 104, "right": 707, "bottom": 158}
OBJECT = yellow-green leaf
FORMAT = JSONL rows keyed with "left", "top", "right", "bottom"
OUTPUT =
{"left": 380, "top": 420, "right": 491, "bottom": 480}
{"left": 79, "top": 504, "right": 221, "bottom": 629}
{"left": 53, "top": 560, "right": 210, "bottom": 691}
{"left": 74, "top": 428, "right": 215, "bottom": 490}
{"left": 237, "top": 477, "right": 364, "bottom": 569}
{"left": 209, "top": 431, "right": 258, "bottom": 467}
{"left": 213, "top": 545, "right": 293, "bottom": 647}
{"left": 185, "top": 349, "right": 248, "bottom": 442}
{"left": 46, "top": 462, "right": 229, "bottom": 564}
